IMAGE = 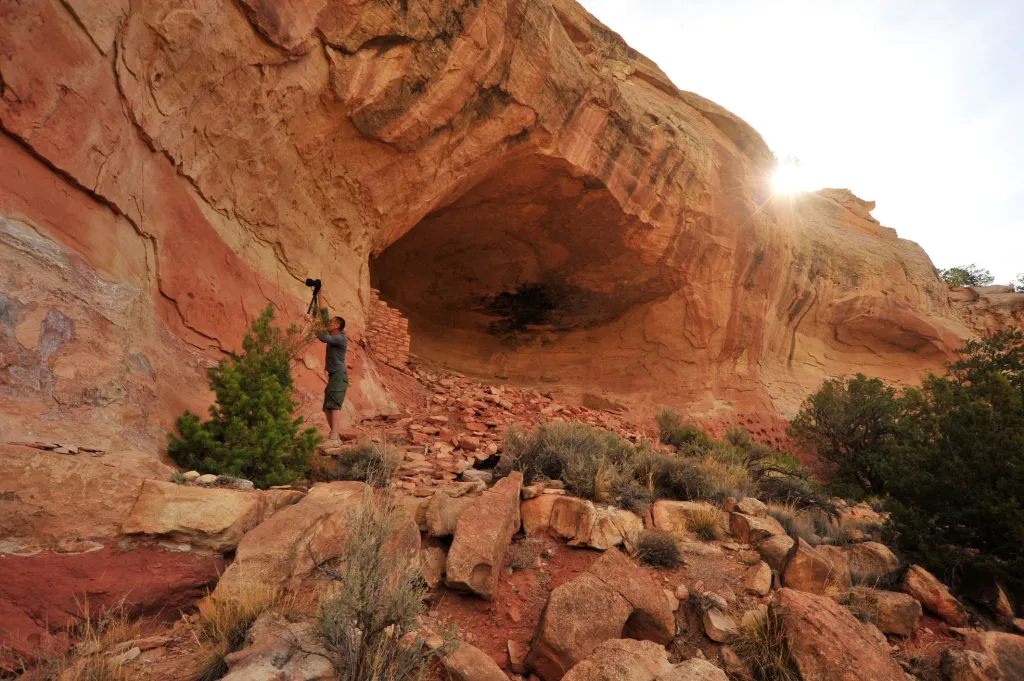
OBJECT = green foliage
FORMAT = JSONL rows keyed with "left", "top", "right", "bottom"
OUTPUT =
{"left": 314, "top": 488, "right": 457, "bottom": 681}
{"left": 634, "top": 529, "right": 682, "bottom": 568}
{"left": 788, "top": 374, "right": 901, "bottom": 498}
{"left": 168, "top": 305, "right": 320, "bottom": 489}
{"left": 938, "top": 264, "right": 995, "bottom": 287}
{"left": 884, "top": 329, "right": 1024, "bottom": 600}
{"left": 794, "top": 330, "right": 1024, "bottom": 604}
{"left": 655, "top": 409, "right": 715, "bottom": 451}
{"left": 1014, "top": 273, "right": 1024, "bottom": 292}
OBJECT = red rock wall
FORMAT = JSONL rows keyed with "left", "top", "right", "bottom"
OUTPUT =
{"left": 366, "top": 289, "right": 412, "bottom": 369}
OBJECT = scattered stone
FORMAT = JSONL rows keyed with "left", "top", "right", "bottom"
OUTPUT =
{"left": 446, "top": 472, "right": 522, "bottom": 599}
{"left": 743, "top": 562, "right": 772, "bottom": 596}
{"left": 772, "top": 588, "right": 905, "bottom": 681}
{"left": 421, "top": 545, "right": 447, "bottom": 589}
{"left": 195, "top": 473, "right": 218, "bottom": 485}
{"left": 661, "top": 659, "right": 729, "bottom": 681}
{"left": 508, "top": 640, "right": 530, "bottom": 674}
{"left": 559, "top": 639, "right": 669, "bottom": 681}
{"left": 665, "top": 589, "right": 680, "bottom": 612}
{"left": 183, "top": 471, "right": 201, "bottom": 482}
{"left": 846, "top": 587, "right": 922, "bottom": 636}
{"left": 903, "top": 564, "right": 969, "bottom": 626}
{"left": 702, "top": 609, "right": 737, "bottom": 643}
{"left": 674, "top": 584, "right": 690, "bottom": 601}
{"left": 442, "top": 641, "right": 508, "bottom": 681}
{"left": 756, "top": 535, "right": 795, "bottom": 572}
{"left": 461, "top": 469, "right": 493, "bottom": 484}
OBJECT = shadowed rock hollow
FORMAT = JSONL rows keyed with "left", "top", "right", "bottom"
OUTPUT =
{"left": 1, "top": 0, "right": 1022, "bottom": 455}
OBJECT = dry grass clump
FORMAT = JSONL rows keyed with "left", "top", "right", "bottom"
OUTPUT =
{"left": 634, "top": 529, "right": 682, "bottom": 568}
{"left": 189, "top": 580, "right": 284, "bottom": 681}
{"left": 729, "top": 607, "right": 797, "bottom": 681}
{"left": 312, "top": 442, "right": 401, "bottom": 487}
{"left": 686, "top": 506, "right": 725, "bottom": 541}
{"left": 508, "top": 537, "right": 544, "bottom": 571}
{"left": 314, "top": 487, "right": 458, "bottom": 681}
{"left": 655, "top": 410, "right": 716, "bottom": 451}
{"left": 8, "top": 598, "right": 141, "bottom": 681}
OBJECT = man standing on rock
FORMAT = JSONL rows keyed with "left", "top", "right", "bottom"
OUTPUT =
{"left": 314, "top": 299, "right": 349, "bottom": 445}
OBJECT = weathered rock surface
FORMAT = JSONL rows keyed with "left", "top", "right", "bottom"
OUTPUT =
{"left": 942, "top": 631, "right": 1024, "bottom": 681}
{"left": 846, "top": 587, "right": 922, "bottom": 637}
{"left": 213, "top": 482, "right": 418, "bottom": 600}
{"left": 528, "top": 549, "right": 674, "bottom": 681}
{"left": 846, "top": 541, "right": 900, "bottom": 585}
{"left": 744, "top": 561, "right": 773, "bottom": 596}
{"left": 121, "top": 480, "right": 304, "bottom": 552}
{"left": 1, "top": 0, "right": 1017, "bottom": 475}
{"left": 442, "top": 641, "right": 509, "bottom": 681}
{"left": 652, "top": 501, "right": 722, "bottom": 537}
{"left": 560, "top": 639, "right": 670, "bottom": 681}
{"left": 221, "top": 610, "right": 333, "bottom": 681}
{"left": 446, "top": 472, "right": 522, "bottom": 599}
{"left": 903, "top": 564, "right": 969, "bottom": 626}
{"left": 425, "top": 488, "right": 479, "bottom": 538}
{"left": 781, "top": 538, "right": 852, "bottom": 595}
{"left": 702, "top": 609, "right": 737, "bottom": 643}
{"left": 730, "top": 513, "right": 787, "bottom": 545}
{"left": 523, "top": 494, "right": 642, "bottom": 550}
{"left": 772, "top": 588, "right": 905, "bottom": 681}
{"left": 757, "top": 535, "right": 796, "bottom": 572}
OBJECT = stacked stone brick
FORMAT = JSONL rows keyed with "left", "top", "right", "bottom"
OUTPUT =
{"left": 366, "top": 289, "right": 411, "bottom": 368}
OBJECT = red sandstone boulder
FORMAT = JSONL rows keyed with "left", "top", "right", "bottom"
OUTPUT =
{"left": 756, "top": 535, "right": 795, "bottom": 572}
{"left": 652, "top": 501, "right": 722, "bottom": 536}
{"left": 845, "top": 587, "right": 922, "bottom": 637}
{"left": 781, "top": 538, "right": 852, "bottom": 594}
{"left": 446, "top": 472, "right": 522, "bottom": 599}
{"left": 903, "top": 564, "right": 969, "bottom": 626}
{"left": 846, "top": 541, "right": 900, "bottom": 585}
{"left": 771, "top": 588, "right": 905, "bottom": 681}
{"left": 560, "top": 639, "right": 670, "bottom": 681}
{"left": 442, "top": 641, "right": 509, "bottom": 681}
{"left": 942, "top": 631, "right": 1024, "bottom": 681}
{"left": 528, "top": 549, "right": 675, "bottom": 680}
{"left": 730, "top": 513, "right": 787, "bottom": 545}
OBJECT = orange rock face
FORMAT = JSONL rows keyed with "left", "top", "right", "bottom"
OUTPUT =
{"left": 1, "top": 0, "right": 1021, "bottom": 453}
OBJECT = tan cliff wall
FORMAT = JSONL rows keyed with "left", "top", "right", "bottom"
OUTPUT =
{"left": 1, "top": 0, "right": 1022, "bottom": 455}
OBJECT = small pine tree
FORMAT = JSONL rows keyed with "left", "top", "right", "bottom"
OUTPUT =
{"left": 168, "top": 305, "right": 320, "bottom": 488}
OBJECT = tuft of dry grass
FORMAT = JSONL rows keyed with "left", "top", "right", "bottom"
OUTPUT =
{"left": 312, "top": 441, "right": 401, "bottom": 487}
{"left": 729, "top": 607, "right": 797, "bottom": 681}
{"left": 634, "top": 529, "right": 682, "bottom": 568}
{"left": 7, "top": 597, "right": 141, "bottom": 681}
{"left": 686, "top": 506, "right": 724, "bottom": 541}
{"left": 189, "top": 580, "right": 285, "bottom": 681}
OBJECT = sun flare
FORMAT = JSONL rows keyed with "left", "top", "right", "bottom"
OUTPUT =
{"left": 772, "top": 157, "right": 812, "bottom": 195}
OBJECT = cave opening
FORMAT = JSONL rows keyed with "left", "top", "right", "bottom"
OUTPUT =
{"left": 369, "top": 153, "right": 675, "bottom": 377}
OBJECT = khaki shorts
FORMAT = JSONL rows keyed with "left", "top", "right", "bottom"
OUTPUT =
{"left": 324, "top": 372, "right": 349, "bottom": 411}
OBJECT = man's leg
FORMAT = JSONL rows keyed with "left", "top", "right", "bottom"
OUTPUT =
{"left": 329, "top": 409, "right": 342, "bottom": 436}
{"left": 322, "top": 408, "right": 335, "bottom": 438}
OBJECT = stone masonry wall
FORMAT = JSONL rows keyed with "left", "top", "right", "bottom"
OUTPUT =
{"left": 367, "top": 289, "right": 411, "bottom": 368}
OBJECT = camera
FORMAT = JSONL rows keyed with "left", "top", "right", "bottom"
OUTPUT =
{"left": 305, "top": 278, "right": 322, "bottom": 290}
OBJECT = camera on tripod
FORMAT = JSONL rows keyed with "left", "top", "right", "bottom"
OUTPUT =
{"left": 305, "top": 278, "right": 322, "bottom": 291}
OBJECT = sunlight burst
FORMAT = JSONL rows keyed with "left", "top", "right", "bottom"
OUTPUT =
{"left": 772, "top": 156, "right": 812, "bottom": 195}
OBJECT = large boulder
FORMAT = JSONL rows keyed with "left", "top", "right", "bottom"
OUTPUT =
{"left": 446, "top": 472, "right": 523, "bottom": 599}
{"left": 660, "top": 659, "right": 729, "bottom": 681}
{"left": 903, "top": 564, "right": 969, "bottom": 626}
{"left": 771, "top": 588, "right": 905, "bottom": 681}
{"left": 425, "top": 490, "right": 478, "bottom": 538}
{"left": 213, "top": 482, "right": 419, "bottom": 600}
{"left": 845, "top": 587, "right": 921, "bottom": 637}
{"left": 781, "top": 538, "right": 851, "bottom": 594}
{"left": 528, "top": 549, "right": 675, "bottom": 680}
{"left": 735, "top": 497, "right": 768, "bottom": 518}
{"left": 730, "top": 513, "right": 787, "bottom": 545}
{"left": 744, "top": 561, "right": 773, "bottom": 596}
{"left": 846, "top": 542, "right": 900, "bottom": 585}
{"left": 121, "top": 480, "right": 303, "bottom": 552}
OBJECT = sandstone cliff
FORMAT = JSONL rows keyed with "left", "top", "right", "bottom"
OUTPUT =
{"left": 1, "top": 0, "right": 1021, "bottom": 458}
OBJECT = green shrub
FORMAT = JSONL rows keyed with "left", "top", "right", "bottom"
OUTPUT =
{"left": 634, "top": 529, "right": 682, "bottom": 568}
{"left": 314, "top": 488, "right": 457, "bottom": 681}
{"left": 312, "top": 442, "right": 400, "bottom": 487}
{"left": 497, "top": 421, "right": 645, "bottom": 504}
{"left": 937, "top": 264, "right": 994, "bottom": 288}
{"left": 655, "top": 410, "right": 714, "bottom": 451}
{"left": 168, "top": 306, "right": 320, "bottom": 489}
{"left": 788, "top": 374, "right": 902, "bottom": 498}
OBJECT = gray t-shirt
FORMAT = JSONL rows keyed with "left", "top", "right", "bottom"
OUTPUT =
{"left": 316, "top": 331, "right": 348, "bottom": 375}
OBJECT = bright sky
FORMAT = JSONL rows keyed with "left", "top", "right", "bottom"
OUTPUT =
{"left": 580, "top": 0, "right": 1024, "bottom": 285}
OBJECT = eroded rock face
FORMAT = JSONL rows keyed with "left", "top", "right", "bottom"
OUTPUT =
{"left": 771, "top": 588, "right": 905, "bottom": 681}
{"left": 904, "top": 564, "right": 969, "bottom": 626}
{"left": 1, "top": 0, "right": 1018, "bottom": 467}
